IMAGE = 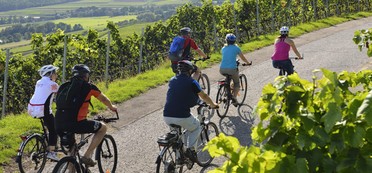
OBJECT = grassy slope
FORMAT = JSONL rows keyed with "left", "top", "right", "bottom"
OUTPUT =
{"left": 0, "top": 11, "right": 371, "bottom": 172}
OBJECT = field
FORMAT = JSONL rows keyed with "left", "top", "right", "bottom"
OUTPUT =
{"left": 0, "top": 0, "right": 186, "bottom": 16}
{"left": 53, "top": 15, "right": 137, "bottom": 30}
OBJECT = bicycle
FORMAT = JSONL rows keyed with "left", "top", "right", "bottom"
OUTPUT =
{"left": 155, "top": 102, "right": 219, "bottom": 173}
{"left": 16, "top": 118, "right": 65, "bottom": 173}
{"left": 216, "top": 60, "right": 251, "bottom": 118}
{"left": 52, "top": 111, "right": 119, "bottom": 173}
{"left": 191, "top": 57, "right": 211, "bottom": 95}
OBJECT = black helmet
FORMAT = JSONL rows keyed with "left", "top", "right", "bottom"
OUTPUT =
{"left": 180, "top": 27, "right": 191, "bottom": 35}
{"left": 72, "top": 64, "right": 90, "bottom": 76}
{"left": 177, "top": 60, "right": 194, "bottom": 73}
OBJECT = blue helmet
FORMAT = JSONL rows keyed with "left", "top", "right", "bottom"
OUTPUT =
{"left": 225, "top": 33, "right": 236, "bottom": 42}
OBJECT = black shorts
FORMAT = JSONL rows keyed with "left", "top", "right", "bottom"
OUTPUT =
{"left": 56, "top": 119, "right": 102, "bottom": 134}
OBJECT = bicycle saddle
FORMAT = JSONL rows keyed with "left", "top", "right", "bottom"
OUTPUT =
{"left": 157, "top": 132, "right": 178, "bottom": 146}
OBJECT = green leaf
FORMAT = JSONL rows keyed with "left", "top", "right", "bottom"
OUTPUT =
{"left": 321, "top": 102, "right": 342, "bottom": 133}
{"left": 366, "top": 128, "right": 372, "bottom": 143}
{"left": 357, "top": 90, "right": 372, "bottom": 126}
{"left": 295, "top": 158, "right": 308, "bottom": 173}
{"left": 342, "top": 125, "right": 366, "bottom": 148}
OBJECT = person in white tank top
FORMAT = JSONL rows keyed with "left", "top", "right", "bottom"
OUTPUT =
{"left": 28, "top": 64, "right": 60, "bottom": 161}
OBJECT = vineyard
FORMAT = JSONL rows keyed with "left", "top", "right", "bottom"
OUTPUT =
{"left": 0, "top": 0, "right": 371, "bottom": 115}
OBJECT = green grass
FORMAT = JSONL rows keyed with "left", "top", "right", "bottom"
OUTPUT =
{"left": 117, "top": 22, "right": 155, "bottom": 37}
{"left": 53, "top": 15, "right": 137, "bottom": 30}
{"left": 1, "top": 11, "right": 372, "bottom": 172}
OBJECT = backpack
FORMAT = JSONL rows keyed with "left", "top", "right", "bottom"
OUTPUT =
{"left": 55, "top": 77, "right": 92, "bottom": 115}
{"left": 168, "top": 36, "right": 190, "bottom": 62}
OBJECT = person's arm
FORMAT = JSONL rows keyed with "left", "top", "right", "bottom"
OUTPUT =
{"left": 286, "top": 39, "right": 302, "bottom": 59}
{"left": 238, "top": 52, "right": 251, "bottom": 65}
{"left": 198, "top": 91, "right": 218, "bottom": 108}
{"left": 96, "top": 93, "right": 117, "bottom": 112}
{"left": 195, "top": 49, "right": 208, "bottom": 59}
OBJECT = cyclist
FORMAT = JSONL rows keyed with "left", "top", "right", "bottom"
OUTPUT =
{"left": 55, "top": 64, "right": 117, "bottom": 167}
{"left": 271, "top": 26, "right": 303, "bottom": 76}
{"left": 163, "top": 60, "right": 218, "bottom": 165}
{"left": 219, "top": 33, "right": 251, "bottom": 106}
{"left": 169, "top": 27, "right": 208, "bottom": 79}
{"left": 28, "top": 65, "right": 60, "bottom": 161}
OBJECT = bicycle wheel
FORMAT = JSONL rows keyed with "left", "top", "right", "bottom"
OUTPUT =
{"left": 236, "top": 74, "right": 248, "bottom": 104}
{"left": 216, "top": 85, "right": 230, "bottom": 118}
{"left": 17, "top": 134, "right": 47, "bottom": 173}
{"left": 52, "top": 156, "right": 81, "bottom": 173}
{"left": 198, "top": 73, "right": 210, "bottom": 95}
{"left": 196, "top": 122, "right": 219, "bottom": 167}
{"left": 96, "top": 134, "right": 118, "bottom": 173}
{"left": 238, "top": 104, "right": 255, "bottom": 124}
{"left": 156, "top": 146, "right": 183, "bottom": 173}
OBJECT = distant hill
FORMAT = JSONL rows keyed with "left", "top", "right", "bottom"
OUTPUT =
{"left": 0, "top": 0, "right": 78, "bottom": 12}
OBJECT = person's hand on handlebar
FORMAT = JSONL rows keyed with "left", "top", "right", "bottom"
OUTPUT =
{"left": 243, "top": 61, "right": 252, "bottom": 66}
{"left": 210, "top": 102, "right": 219, "bottom": 109}
{"left": 108, "top": 105, "right": 118, "bottom": 112}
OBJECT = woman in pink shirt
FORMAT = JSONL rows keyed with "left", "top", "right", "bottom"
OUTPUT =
{"left": 271, "top": 26, "right": 303, "bottom": 75}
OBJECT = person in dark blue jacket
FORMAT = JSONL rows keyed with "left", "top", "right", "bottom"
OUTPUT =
{"left": 163, "top": 60, "right": 218, "bottom": 163}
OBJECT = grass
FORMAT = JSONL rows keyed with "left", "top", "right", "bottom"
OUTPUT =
{"left": 1, "top": 11, "right": 372, "bottom": 171}
{"left": 53, "top": 15, "right": 137, "bottom": 30}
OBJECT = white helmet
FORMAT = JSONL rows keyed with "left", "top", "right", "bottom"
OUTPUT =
{"left": 280, "top": 26, "right": 289, "bottom": 35}
{"left": 38, "top": 65, "right": 58, "bottom": 77}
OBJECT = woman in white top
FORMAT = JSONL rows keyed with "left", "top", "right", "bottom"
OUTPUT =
{"left": 28, "top": 65, "right": 60, "bottom": 161}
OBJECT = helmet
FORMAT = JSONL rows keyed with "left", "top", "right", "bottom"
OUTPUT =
{"left": 177, "top": 60, "right": 194, "bottom": 73}
{"left": 225, "top": 33, "right": 236, "bottom": 42}
{"left": 180, "top": 27, "right": 191, "bottom": 35}
{"left": 72, "top": 64, "right": 90, "bottom": 76}
{"left": 280, "top": 26, "right": 289, "bottom": 35}
{"left": 38, "top": 65, "right": 58, "bottom": 77}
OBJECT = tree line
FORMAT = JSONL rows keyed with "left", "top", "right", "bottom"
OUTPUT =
{"left": 0, "top": 0, "right": 78, "bottom": 12}
{"left": 0, "top": 22, "right": 83, "bottom": 44}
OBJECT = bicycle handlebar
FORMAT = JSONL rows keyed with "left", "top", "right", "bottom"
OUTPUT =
{"left": 94, "top": 111, "right": 119, "bottom": 123}
{"left": 289, "top": 53, "right": 305, "bottom": 60}
{"left": 191, "top": 56, "right": 210, "bottom": 63}
{"left": 237, "top": 59, "right": 252, "bottom": 66}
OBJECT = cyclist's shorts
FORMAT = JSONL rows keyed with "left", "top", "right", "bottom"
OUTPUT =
{"left": 56, "top": 119, "right": 102, "bottom": 134}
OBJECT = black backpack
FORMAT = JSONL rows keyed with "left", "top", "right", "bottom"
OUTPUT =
{"left": 55, "top": 76, "right": 92, "bottom": 114}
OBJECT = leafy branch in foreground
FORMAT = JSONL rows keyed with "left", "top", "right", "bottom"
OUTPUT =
{"left": 206, "top": 69, "right": 372, "bottom": 173}
{"left": 353, "top": 28, "right": 372, "bottom": 57}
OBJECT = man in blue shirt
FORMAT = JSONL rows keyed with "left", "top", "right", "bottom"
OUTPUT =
{"left": 163, "top": 60, "right": 218, "bottom": 164}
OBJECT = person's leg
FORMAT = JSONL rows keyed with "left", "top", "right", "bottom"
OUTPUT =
{"left": 192, "top": 66, "right": 201, "bottom": 80}
{"left": 164, "top": 116, "right": 200, "bottom": 149}
{"left": 75, "top": 120, "right": 105, "bottom": 166}
{"left": 84, "top": 122, "right": 106, "bottom": 159}
{"left": 282, "top": 59, "right": 294, "bottom": 75}
{"left": 42, "top": 113, "right": 57, "bottom": 151}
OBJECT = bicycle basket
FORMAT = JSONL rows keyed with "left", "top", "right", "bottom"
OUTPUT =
{"left": 60, "top": 132, "right": 75, "bottom": 148}
{"left": 157, "top": 132, "right": 178, "bottom": 146}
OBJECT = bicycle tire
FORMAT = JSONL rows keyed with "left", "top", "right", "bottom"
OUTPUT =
{"left": 52, "top": 156, "right": 81, "bottom": 173}
{"left": 96, "top": 134, "right": 118, "bottom": 173}
{"left": 236, "top": 74, "right": 248, "bottom": 104}
{"left": 156, "top": 146, "right": 183, "bottom": 173}
{"left": 216, "top": 85, "right": 230, "bottom": 118}
{"left": 196, "top": 122, "right": 219, "bottom": 167}
{"left": 198, "top": 73, "right": 210, "bottom": 95}
{"left": 17, "top": 134, "right": 47, "bottom": 173}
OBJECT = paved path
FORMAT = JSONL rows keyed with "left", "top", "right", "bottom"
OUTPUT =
{"left": 39, "top": 16, "right": 372, "bottom": 173}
